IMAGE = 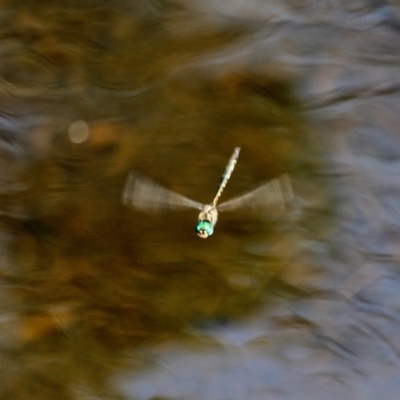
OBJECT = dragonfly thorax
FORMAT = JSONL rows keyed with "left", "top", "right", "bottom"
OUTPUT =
{"left": 196, "top": 205, "right": 218, "bottom": 238}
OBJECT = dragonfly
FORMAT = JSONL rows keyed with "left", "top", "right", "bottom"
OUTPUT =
{"left": 122, "top": 147, "right": 293, "bottom": 238}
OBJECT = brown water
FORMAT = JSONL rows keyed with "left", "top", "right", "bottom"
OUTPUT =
{"left": 1, "top": 0, "right": 400, "bottom": 399}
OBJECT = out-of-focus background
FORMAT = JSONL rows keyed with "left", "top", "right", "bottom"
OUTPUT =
{"left": 1, "top": 0, "right": 400, "bottom": 399}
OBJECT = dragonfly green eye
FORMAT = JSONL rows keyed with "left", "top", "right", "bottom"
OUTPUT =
{"left": 196, "top": 220, "right": 214, "bottom": 238}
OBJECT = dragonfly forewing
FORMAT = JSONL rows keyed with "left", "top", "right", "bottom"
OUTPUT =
{"left": 122, "top": 172, "right": 204, "bottom": 212}
{"left": 217, "top": 174, "right": 293, "bottom": 214}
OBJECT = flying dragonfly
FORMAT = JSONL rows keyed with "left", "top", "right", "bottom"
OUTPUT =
{"left": 122, "top": 147, "right": 293, "bottom": 238}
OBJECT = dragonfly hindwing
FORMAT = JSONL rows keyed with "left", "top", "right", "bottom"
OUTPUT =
{"left": 217, "top": 174, "right": 293, "bottom": 214}
{"left": 122, "top": 172, "right": 204, "bottom": 212}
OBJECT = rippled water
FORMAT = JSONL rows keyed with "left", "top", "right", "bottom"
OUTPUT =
{"left": 1, "top": 0, "right": 400, "bottom": 399}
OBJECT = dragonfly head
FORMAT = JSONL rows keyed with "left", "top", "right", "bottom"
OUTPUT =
{"left": 196, "top": 220, "right": 214, "bottom": 239}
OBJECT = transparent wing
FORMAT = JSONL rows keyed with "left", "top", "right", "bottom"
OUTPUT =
{"left": 122, "top": 171, "right": 204, "bottom": 212}
{"left": 217, "top": 174, "right": 293, "bottom": 214}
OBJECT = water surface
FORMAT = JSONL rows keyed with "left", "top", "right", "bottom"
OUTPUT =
{"left": 1, "top": 1, "right": 400, "bottom": 399}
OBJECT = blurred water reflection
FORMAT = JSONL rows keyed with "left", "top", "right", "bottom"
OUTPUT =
{"left": 1, "top": 0, "right": 400, "bottom": 399}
